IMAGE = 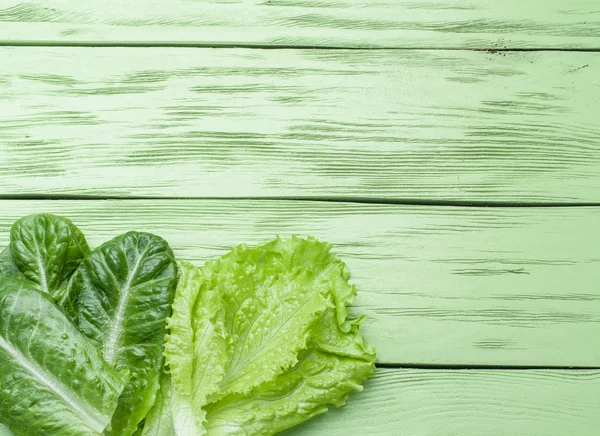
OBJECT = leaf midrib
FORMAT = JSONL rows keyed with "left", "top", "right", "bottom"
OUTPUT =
{"left": 0, "top": 335, "right": 105, "bottom": 433}
{"left": 102, "top": 245, "right": 149, "bottom": 365}
{"left": 30, "top": 227, "right": 49, "bottom": 296}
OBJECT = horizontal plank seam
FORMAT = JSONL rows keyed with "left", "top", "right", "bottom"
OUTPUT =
{"left": 0, "top": 42, "right": 599, "bottom": 51}
{"left": 3, "top": 195, "right": 600, "bottom": 208}
{"left": 377, "top": 363, "right": 600, "bottom": 370}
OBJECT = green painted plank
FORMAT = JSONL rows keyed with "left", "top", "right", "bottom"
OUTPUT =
{"left": 0, "top": 1, "right": 598, "bottom": 49}
{"left": 1, "top": 48, "right": 599, "bottom": 203}
{"left": 281, "top": 369, "right": 600, "bottom": 436}
{"left": 1, "top": 370, "right": 598, "bottom": 435}
{"left": 0, "top": 200, "right": 598, "bottom": 367}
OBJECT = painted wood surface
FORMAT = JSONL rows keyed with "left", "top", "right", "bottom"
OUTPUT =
{"left": 0, "top": 370, "right": 598, "bottom": 435}
{"left": 1, "top": 48, "right": 599, "bottom": 203}
{"left": 0, "top": 1, "right": 598, "bottom": 49}
{"left": 281, "top": 369, "right": 600, "bottom": 436}
{"left": 0, "top": 200, "right": 598, "bottom": 367}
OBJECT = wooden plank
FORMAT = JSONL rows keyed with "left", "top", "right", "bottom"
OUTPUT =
{"left": 2, "top": 370, "right": 598, "bottom": 435}
{"left": 0, "top": 200, "right": 598, "bottom": 367}
{"left": 1, "top": 48, "right": 599, "bottom": 203}
{"left": 281, "top": 369, "right": 600, "bottom": 436}
{"left": 0, "top": 1, "right": 598, "bottom": 49}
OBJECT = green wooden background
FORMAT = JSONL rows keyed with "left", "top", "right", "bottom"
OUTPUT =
{"left": 0, "top": 1, "right": 599, "bottom": 435}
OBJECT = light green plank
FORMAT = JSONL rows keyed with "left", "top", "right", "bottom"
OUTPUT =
{"left": 1, "top": 48, "right": 599, "bottom": 203}
{"left": 281, "top": 369, "right": 600, "bottom": 436}
{"left": 1, "top": 370, "right": 598, "bottom": 435}
{"left": 0, "top": 200, "right": 598, "bottom": 367}
{"left": 0, "top": 1, "right": 598, "bottom": 49}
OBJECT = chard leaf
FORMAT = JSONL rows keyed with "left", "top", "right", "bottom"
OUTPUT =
{"left": 64, "top": 232, "right": 178, "bottom": 436}
{"left": 164, "top": 262, "right": 228, "bottom": 435}
{"left": 1, "top": 214, "right": 89, "bottom": 302}
{"left": 0, "top": 280, "right": 128, "bottom": 436}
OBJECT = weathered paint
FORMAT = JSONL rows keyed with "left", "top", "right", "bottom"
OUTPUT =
{"left": 0, "top": 200, "right": 598, "bottom": 367}
{"left": 1, "top": 48, "right": 599, "bottom": 203}
{"left": 282, "top": 369, "right": 600, "bottom": 436}
{"left": 0, "top": 0, "right": 598, "bottom": 49}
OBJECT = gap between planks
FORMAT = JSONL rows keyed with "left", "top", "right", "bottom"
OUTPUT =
{"left": 4, "top": 195, "right": 600, "bottom": 208}
{"left": 279, "top": 368, "right": 600, "bottom": 436}
{"left": 376, "top": 363, "right": 600, "bottom": 370}
{"left": 0, "top": 0, "right": 598, "bottom": 50}
{"left": 1, "top": 42, "right": 600, "bottom": 52}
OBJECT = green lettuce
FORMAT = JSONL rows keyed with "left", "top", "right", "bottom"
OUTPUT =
{"left": 0, "top": 214, "right": 89, "bottom": 303}
{"left": 0, "top": 215, "right": 374, "bottom": 436}
{"left": 63, "top": 232, "right": 178, "bottom": 436}
{"left": 140, "top": 374, "right": 175, "bottom": 436}
{"left": 0, "top": 279, "right": 129, "bottom": 435}
{"left": 0, "top": 215, "right": 179, "bottom": 436}
{"left": 162, "top": 262, "right": 228, "bottom": 435}
{"left": 143, "top": 236, "right": 375, "bottom": 436}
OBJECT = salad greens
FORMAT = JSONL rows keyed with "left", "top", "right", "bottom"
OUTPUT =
{"left": 0, "top": 215, "right": 374, "bottom": 436}
{"left": 0, "top": 279, "right": 128, "bottom": 435}
{"left": 143, "top": 237, "right": 376, "bottom": 436}
{"left": 0, "top": 214, "right": 89, "bottom": 303}
{"left": 64, "top": 232, "right": 178, "bottom": 436}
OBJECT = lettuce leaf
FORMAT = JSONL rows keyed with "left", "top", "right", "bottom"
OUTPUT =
{"left": 208, "top": 237, "right": 338, "bottom": 397}
{"left": 0, "top": 214, "right": 89, "bottom": 303}
{"left": 145, "top": 236, "right": 375, "bottom": 436}
{"left": 205, "top": 348, "right": 374, "bottom": 436}
{"left": 205, "top": 244, "right": 376, "bottom": 435}
{"left": 0, "top": 424, "right": 14, "bottom": 436}
{"left": 63, "top": 232, "right": 178, "bottom": 436}
{"left": 163, "top": 262, "right": 228, "bottom": 435}
{"left": 140, "top": 374, "right": 176, "bottom": 436}
{"left": 0, "top": 279, "right": 128, "bottom": 435}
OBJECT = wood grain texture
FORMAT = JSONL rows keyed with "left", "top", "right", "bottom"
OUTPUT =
{"left": 2, "top": 370, "right": 599, "bottom": 435}
{"left": 0, "top": 200, "right": 598, "bottom": 367}
{"left": 281, "top": 369, "right": 600, "bottom": 436}
{"left": 1, "top": 48, "right": 599, "bottom": 203}
{"left": 0, "top": 1, "right": 598, "bottom": 49}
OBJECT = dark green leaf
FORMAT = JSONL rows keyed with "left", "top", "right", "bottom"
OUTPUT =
{"left": 1, "top": 214, "right": 89, "bottom": 302}
{"left": 0, "top": 247, "right": 19, "bottom": 278}
{"left": 64, "top": 232, "right": 178, "bottom": 436}
{"left": 0, "top": 279, "right": 128, "bottom": 436}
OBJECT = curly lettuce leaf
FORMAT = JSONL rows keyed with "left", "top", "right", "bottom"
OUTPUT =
{"left": 159, "top": 236, "right": 375, "bottom": 436}
{"left": 64, "top": 232, "right": 178, "bottom": 436}
{"left": 205, "top": 348, "right": 374, "bottom": 436}
{"left": 163, "top": 262, "right": 228, "bottom": 435}
{"left": 208, "top": 237, "right": 337, "bottom": 397}
{"left": 0, "top": 214, "right": 89, "bottom": 302}
{"left": 204, "top": 248, "right": 376, "bottom": 436}
{"left": 0, "top": 279, "right": 128, "bottom": 436}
